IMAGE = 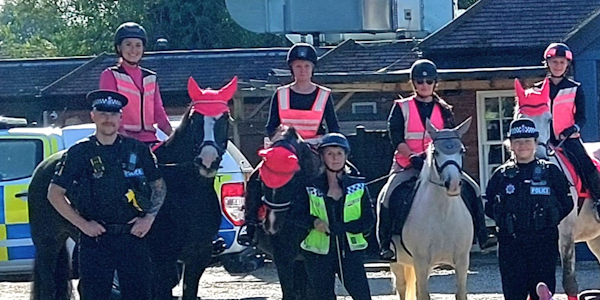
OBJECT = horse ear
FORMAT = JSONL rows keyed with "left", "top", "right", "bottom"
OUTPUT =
{"left": 455, "top": 117, "right": 472, "bottom": 137}
{"left": 426, "top": 118, "right": 439, "bottom": 139}
{"left": 514, "top": 78, "right": 526, "bottom": 105}
{"left": 217, "top": 76, "right": 238, "bottom": 102}
{"left": 187, "top": 76, "right": 203, "bottom": 101}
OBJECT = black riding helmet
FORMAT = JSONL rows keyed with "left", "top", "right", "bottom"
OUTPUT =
{"left": 410, "top": 59, "right": 438, "bottom": 80}
{"left": 287, "top": 43, "right": 318, "bottom": 67}
{"left": 318, "top": 133, "right": 350, "bottom": 154}
{"left": 544, "top": 43, "right": 573, "bottom": 62}
{"left": 114, "top": 22, "right": 147, "bottom": 55}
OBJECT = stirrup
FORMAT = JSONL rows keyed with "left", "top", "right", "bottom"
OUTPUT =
{"left": 237, "top": 225, "right": 255, "bottom": 246}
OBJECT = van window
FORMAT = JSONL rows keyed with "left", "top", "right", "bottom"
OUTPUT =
{"left": 0, "top": 139, "right": 43, "bottom": 182}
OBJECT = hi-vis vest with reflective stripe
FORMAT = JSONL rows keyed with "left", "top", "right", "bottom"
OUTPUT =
{"left": 551, "top": 86, "right": 577, "bottom": 139}
{"left": 110, "top": 66, "right": 157, "bottom": 132}
{"left": 394, "top": 97, "right": 444, "bottom": 167}
{"left": 301, "top": 182, "right": 368, "bottom": 255}
{"left": 277, "top": 84, "right": 330, "bottom": 139}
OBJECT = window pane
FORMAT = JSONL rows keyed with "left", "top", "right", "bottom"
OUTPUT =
{"left": 489, "top": 145, "right": 503, "bottom": 164}
{"left": 502, "top": 97, "right": 516, "bottom": 118}
{"left": 0, "top": 139, "right": 43, "bottom": 181}
{"left": 485, "top": 98, "right": 500, "bottom": 119}
{"left": 486, "top": 120, "right": 501, "bottom": 141}
{"left": 502, "top": 119, "right": 512, "bottom": 139}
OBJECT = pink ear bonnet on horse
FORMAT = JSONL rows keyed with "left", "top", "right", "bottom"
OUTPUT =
{"left": 515, "top": 77, "right": 550, "bottom": 116}
{"left": 188, "top": 76, "right": 238, "bottom": 116}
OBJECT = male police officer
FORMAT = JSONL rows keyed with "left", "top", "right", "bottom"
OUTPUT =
{"left": 48, "top": 90, "right": 166, "bottom": 300}
{"left": 484, "top": 118, "right": 573, "bottom": 300}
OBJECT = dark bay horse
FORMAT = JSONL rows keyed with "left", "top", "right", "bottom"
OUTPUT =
{"left": 245, "top": 126, "right": 322, "bottom": 300}
{"left": 27, "top": 76, "right": 237, "bottom": 300}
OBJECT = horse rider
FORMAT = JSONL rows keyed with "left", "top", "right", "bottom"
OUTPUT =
{"left": 484, "top": 118, "right": 573, "bottom": 300}
{"left": 297, "top": 133, "right": 374, "bottom": 300}
{"left": 537, "top": 42, "right": 600, "bottom": 217}
{"left": 264, "top": 42, "right": 340, "bottom": 146}
{"left": 47, "top": 90, "right": 167, "bottom": 300}
{"left": 99, "top": 22, "right": 174, "bottom": 146}
{"left": 377, "top": 59, "right": 491, "bottom": 261}
{"left": 238, "top": 43, "right": 341, "bottom": 245}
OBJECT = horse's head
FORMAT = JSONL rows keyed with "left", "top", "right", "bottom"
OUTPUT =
{"left": 425, "top": 117, "right": 472, "bottom": 196}
{"left": 259, "top": 125, "right": 322, "bottom": 235}
{"left": 157, "top": 76, "right": 237, "bottom": 178}
{"left": 514, "top": 78, "right": 552, "bottom": 159}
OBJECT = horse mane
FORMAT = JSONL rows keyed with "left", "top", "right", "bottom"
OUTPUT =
{"left": 164, "top": 104, "right": 194, "bottom": 146}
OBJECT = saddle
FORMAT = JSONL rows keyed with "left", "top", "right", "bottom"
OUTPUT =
{"left": 553, "top": 147, "right": 600, "bottom": 208}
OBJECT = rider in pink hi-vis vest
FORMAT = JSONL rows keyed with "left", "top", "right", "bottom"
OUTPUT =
{"left": 377, "top": 59, "right": 492, "bottom": 261}
{"left": 99, "top": 22, "right": 173, "bottom": 144}
{"left": 393, "top": 97, "right": 444, "bottom": 168}
{"left": 264, "top": 43, "right": 340, "bottom": 145}
{"left": 541, "top": 42, "right": 600, "bottom": 217}
{"left": 238, "top": 43, "right": 340, "bottom": 248}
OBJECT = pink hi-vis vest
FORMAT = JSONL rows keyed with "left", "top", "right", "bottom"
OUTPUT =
{"left": 277, "top": 84, "right": 330, "bottom": 139}
{"left": 394, "top": 97, "right": 444, "bottom": 168}
{"left": 551, "top": 86, "right": 577, "bottom": 139}
{"left": 111, "top": 66, "right": 157, "bottom": 132}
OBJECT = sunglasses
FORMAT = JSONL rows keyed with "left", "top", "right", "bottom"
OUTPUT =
{"left": 415, "top": 79, "right": 435, "bottom": 85}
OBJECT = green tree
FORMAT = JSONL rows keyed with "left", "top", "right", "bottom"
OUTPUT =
{"left": 0, "top": 0, "right": 285, "bottom": 58}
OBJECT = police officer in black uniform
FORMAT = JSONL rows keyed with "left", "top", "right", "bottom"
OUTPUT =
{"left": 484, "top": 118, "right": 573, "bottom": 300}
{"left": 48, "top": 90, "right": 167, "bottom": 300}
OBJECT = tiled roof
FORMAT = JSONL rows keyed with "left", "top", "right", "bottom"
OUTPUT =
{"left": 318, "top": 39, "right": 419, "bottom": 73}
{"left": 41, "top": 48, "right": 289, "bottom": 96}
{"left": 0, "top": 57, "right": 88, "bottom": 97}
{"left": 419, "top": 0, "right": 600, "bottom": 50}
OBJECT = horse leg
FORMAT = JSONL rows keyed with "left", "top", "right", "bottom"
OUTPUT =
{"left": 390, "top": 262, "right": 408, "bottom": 300}
{"left": 31, "top": 236, "right": 72, "bottom": 300}
{"left": 271, "top": 235, "right": 297, "bottom": 300}
{"left": 454, "top": 254, "right": 469, "bottom": 300}
{"left": 413, "top": 260, "right": 432, "bottom": 300}
{"left": 558, "top": 210, "right": 578, "bottom": 300}
{"left": 181, "top": 244, "right": 212, "bottom": 300}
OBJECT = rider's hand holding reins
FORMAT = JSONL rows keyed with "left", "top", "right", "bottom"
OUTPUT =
{"left": 559, "top": 125, "right": 580, "bottom": 140}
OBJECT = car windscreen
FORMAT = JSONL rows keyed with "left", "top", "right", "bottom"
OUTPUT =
{"left": 0, "top": 139, "right": 44, "bottom": 182}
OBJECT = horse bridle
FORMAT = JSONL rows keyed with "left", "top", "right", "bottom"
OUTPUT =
{"left": 430, "top": 135, "right": 465, "bottom": 187}
{"left": 260, "top": 139, "right": 302, "bottom": 212}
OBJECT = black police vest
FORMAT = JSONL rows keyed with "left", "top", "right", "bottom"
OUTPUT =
{"left": 71, "top": 136, "right": 152, "bottom": 223}
{"left": 494, "top": 159, "right": 562, "bottom": 236}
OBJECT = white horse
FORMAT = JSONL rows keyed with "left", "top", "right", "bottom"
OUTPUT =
{"left": 390, "top": 118, "right": 474, "bottom": 300}
{"left": 515, "top": 78, "right": 600, "bottom": 300}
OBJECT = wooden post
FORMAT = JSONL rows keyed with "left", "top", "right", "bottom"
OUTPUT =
{"left": 232, "top": 95, "right": 245, "bottom": 147}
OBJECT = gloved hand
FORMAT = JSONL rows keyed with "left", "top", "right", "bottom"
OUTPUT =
{"left": 560, "top": 125, "right": 580, "bottom": 139}
{"left": 409, "top": 153, "right": 425, "bottom": 170}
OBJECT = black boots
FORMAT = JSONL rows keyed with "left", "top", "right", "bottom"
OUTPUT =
{"left": 378, "top": 206, "right": 395, "bottom": 261}
{"left": 237, "top": 223, "right": 257, "bottom": 246}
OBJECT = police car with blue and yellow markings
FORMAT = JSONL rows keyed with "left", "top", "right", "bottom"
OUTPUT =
{"left": 0, "top": 117, "right": 261, "bottom": 275}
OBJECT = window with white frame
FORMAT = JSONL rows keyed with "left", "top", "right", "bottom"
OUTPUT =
{"left": 351, "top": 102, "right": 377, "bottom": 114}
{"left": 476, "top": 90, "right": 515, "bottom": 190}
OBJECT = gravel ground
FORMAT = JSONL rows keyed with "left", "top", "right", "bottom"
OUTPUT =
{"left": 0, "top": 252, "right": 598, "bottom": 300}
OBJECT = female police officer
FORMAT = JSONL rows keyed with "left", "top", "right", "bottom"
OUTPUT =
{"left": 47, "top": 90, "right": 167, "bottom": 300}
{"left": 296, "top": 133, "right": 375, "bottom": 300}
{"left": 484, "top": 118, "right": 573, "bottom": 300}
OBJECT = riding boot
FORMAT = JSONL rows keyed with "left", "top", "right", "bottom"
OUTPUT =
{"left": 461, "top": 178, "right": 495, "bottom": 250}
{"left": 378, "top": 206, "right": 395, "bottom": 261}
{"left": 237, "top": 222, "right": 257, "bottom": 246}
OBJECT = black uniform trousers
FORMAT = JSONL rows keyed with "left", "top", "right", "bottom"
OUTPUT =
{"left": 303, "top": 242, "right": 371, "bottom": 300}
{"left": 497, "top": 231, "right": 559, "bottom": 300}
{"left": 561, "top": 138, "right": 600, "bottom": 199}
{"left": 78, "top": 233, "right": 151, "bottom": 300}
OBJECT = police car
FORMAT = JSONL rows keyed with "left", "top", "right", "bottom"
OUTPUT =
{"left": 0, "top": 117, "right": 261, "bottom": 275}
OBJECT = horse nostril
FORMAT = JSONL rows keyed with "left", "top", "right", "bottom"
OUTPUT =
{"left": 444, "top": 181, "right": 451, "bottom": 189}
